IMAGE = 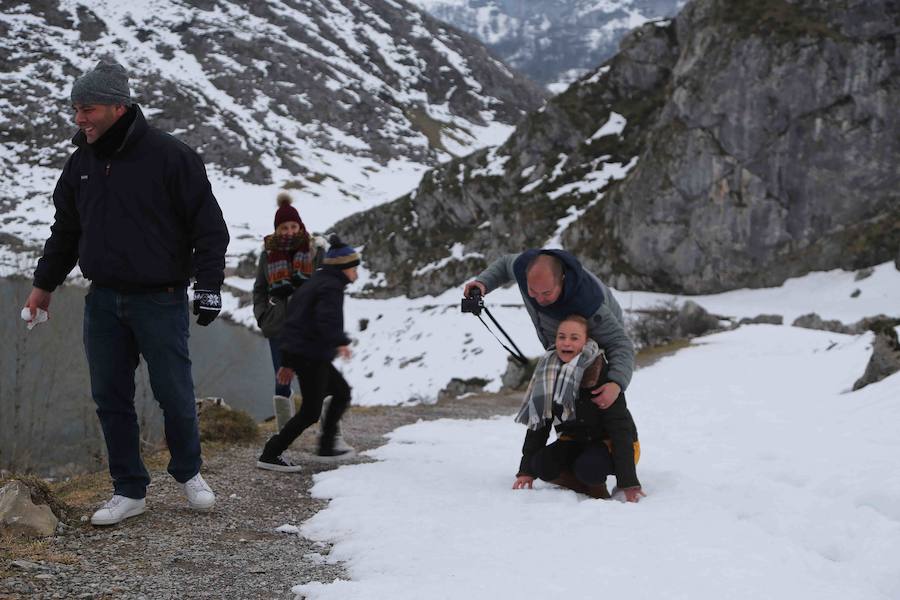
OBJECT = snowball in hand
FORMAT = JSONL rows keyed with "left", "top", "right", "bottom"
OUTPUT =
{"left": 21, "top": 307, "right": 48, "bottom": 329}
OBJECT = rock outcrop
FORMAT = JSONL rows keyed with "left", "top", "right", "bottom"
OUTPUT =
{"left": 338, "top": 0, "right": 899, "bottom": 298}
{"left": 629, "top": 299, "right": 726, "bottom": 348}
{"left": 0, "top": 481, "right": 59, "bottom": 539}
{"left": 578, "top": 0, "right": 900, "bottom": 293}
{"left": 792, "top": 312, "right": 856, "bottom": 334}
{"left": 853, "top": 323, "right": 900, "bottom": 390}
{"left": 739, "top": 314, "right": 784, "bottom": 325}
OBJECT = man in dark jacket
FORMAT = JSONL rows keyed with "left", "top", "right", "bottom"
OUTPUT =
{"left": 22, "top": 60, "right": 229, "bottom": 525}
{"left": 256, "top": 236, "right": 361, "bottom": 471}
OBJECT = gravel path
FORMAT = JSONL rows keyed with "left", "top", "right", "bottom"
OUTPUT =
{"left": 1, "top": 392, "right": 523, "bottom": 600}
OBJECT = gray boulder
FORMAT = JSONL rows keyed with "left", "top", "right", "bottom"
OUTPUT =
{"left": 501, "top": 356, "right": 538, "bottom": 391}
{"left": 676, "top": 301, "right": 722, "bottom": 338}
{"left": 854, "top": 267, "right": 875, "bottom": 281}
{"left": 852, "top": 314, "right": 899, "bottom": 333}
{"left": 853, "top": 325, "right": 900, "bottom": 391}
{"left": 0, "top": 481, "right": 59, "bottom": 539}
{"left": 437, "top": 377, "right": 490, "bottom": 401}
{"left": 792, "top": 313, "right": 855, "bottom": 335}
{"left": 629, "top": 299, "right": 724, "bottom": 349}
{"left": 739, "top": 314, "right": 784, "bottom": 326}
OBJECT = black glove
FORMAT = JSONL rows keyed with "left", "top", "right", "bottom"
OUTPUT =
{"left": 193, "top": 289, "right": 221, "bottom": 326}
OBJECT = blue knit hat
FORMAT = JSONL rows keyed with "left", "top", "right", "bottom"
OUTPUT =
{"left": 323, "top": 235, "right": 360, "bottom": 269}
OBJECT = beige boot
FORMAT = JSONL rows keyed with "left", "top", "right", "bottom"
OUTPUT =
{"left": 272, "top": 395, "right": 294, "bottom": 430}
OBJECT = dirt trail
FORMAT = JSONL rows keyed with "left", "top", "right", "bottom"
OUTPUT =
{"left": 1, "top": 392, "right": 523, "bottom": 600}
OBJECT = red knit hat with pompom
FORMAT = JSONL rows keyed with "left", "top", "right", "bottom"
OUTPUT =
{"left": 274, "top": 192, "right": 303, "bottom": 229}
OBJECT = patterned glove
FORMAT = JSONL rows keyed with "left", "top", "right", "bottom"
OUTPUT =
{"left": 193, "top": 289, "right": 221, "bottom": 326}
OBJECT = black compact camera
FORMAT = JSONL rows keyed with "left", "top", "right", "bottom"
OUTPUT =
{"left": 461, "top": 287, "right": 484, "bottom": 316}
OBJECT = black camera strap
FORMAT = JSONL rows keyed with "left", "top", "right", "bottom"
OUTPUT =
{"left": 475, "top": 306, "right": 529, "bottom": 365}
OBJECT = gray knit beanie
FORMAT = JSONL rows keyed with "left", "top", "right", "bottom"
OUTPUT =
{"left": 70, "top": 60, "right": 133, "bottom": 106}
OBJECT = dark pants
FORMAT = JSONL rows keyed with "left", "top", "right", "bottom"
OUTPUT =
{"left": 262, "top": 357, "right": 351, "bottom": 458}
{"left": 83, "top": 285, "right": 201, "bottom": 499}
{"left": 530, "top": 439, "right": 614, "bottom": 486}
{"left": 267, "top": 336, "right": 292, "bottom": 398}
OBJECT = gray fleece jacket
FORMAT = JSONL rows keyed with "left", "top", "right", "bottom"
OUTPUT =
{"left": 475, "top": 252, "right": 635, "bottom": 390}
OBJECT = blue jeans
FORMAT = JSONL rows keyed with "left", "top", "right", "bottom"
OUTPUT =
{"left": 268, "top": 336, "right": 293, "bottom": 397}
{"left": 83, "top": 285, "right": 201, "bottom": 499}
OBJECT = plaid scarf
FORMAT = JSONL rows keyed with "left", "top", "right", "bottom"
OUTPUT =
{"left": 264, "top": 232, "right": 314, "bottom": 294}
{"left": 515, "top": 339, "right": 601, "bottom": 430}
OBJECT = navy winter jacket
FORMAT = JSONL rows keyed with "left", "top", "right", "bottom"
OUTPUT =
{"left": 33, "top": 105, "right": 229, "bottom": 292}
{"left": 280, "top": 266, "right": 352, "bottom": 364}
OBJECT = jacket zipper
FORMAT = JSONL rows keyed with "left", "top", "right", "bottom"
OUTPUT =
{"left": 105, "top": 162, "right": 111, "bottom": 176}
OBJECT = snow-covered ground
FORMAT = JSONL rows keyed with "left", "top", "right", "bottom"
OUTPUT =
{"left": 283, "top": 282, "right": 900, "bottom": 599}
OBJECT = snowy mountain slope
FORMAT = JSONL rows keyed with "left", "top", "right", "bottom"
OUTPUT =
{"left": 408, "top": 0, "right": 684, "bottom": 89}
{"left": 293, "top": 325, "right": 900, "bottom": 599}
{"left": 0, "top": 0, "right": 544, "bottom": 271}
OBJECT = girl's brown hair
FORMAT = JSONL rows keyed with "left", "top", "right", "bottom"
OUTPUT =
{"left": 559, "top": 314, "right": 588, "bottom": 333}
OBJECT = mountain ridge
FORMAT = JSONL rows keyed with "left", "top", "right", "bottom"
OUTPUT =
{"left": 408, "top": 0, "right": 684, "bottom": 88}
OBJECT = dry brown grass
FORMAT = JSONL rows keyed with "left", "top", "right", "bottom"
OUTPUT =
{"left": 0, "top": 532, "right": 80, "bottom": 578}
{"left": 198, "top": 405, "right": 259, "bottom": 444}
{"left": 635, "top": 338, "right": 693, "bottom": 369}
{"left": 0, "top": 441, "right": 236, "bottom": 572}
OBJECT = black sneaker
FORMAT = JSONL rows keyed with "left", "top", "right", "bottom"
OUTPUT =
{"left": 256, "top": 455, "right": 303, "bottom": 472}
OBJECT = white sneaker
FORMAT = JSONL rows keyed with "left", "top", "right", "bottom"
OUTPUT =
{"left": 90, "top": 495, "right": 146, "bottom": 526}
{"left": 183, "top": 473, "right": 215, "bottom": 511}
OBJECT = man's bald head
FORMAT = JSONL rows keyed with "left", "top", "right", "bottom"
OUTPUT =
{"left": 525, "top": 254, "right": 564, "bottom": 306}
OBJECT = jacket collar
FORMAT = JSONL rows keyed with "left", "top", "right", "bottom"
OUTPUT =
{"left": 321, "top": 265, "right": 352, "bottom": 286}
{"left": 72, "top": 104, "right": 148, "bottom": 156}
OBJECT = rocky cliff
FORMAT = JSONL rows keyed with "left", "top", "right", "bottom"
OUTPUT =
{"left": 340, "top": 0, "right": 899, "bottom": 297}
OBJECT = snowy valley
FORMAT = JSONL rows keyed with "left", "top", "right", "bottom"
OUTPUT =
{"left": 0, "top": 0, "right": 898, "bottom": 598}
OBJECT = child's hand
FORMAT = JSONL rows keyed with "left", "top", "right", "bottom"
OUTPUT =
{"left": 276, "top": 367, "right": 294, "bottom": 385}
{"left": 512, "top": 475, "right": 534, "bottom": 490}
{"left": 338, "top": 345, "right": 352, "bottom": 360}
{"left": 624, "top": 486, "right": 646, "bottom": 503}
{"left": 591, "top": 382, "right": 621, "bottom": 409}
